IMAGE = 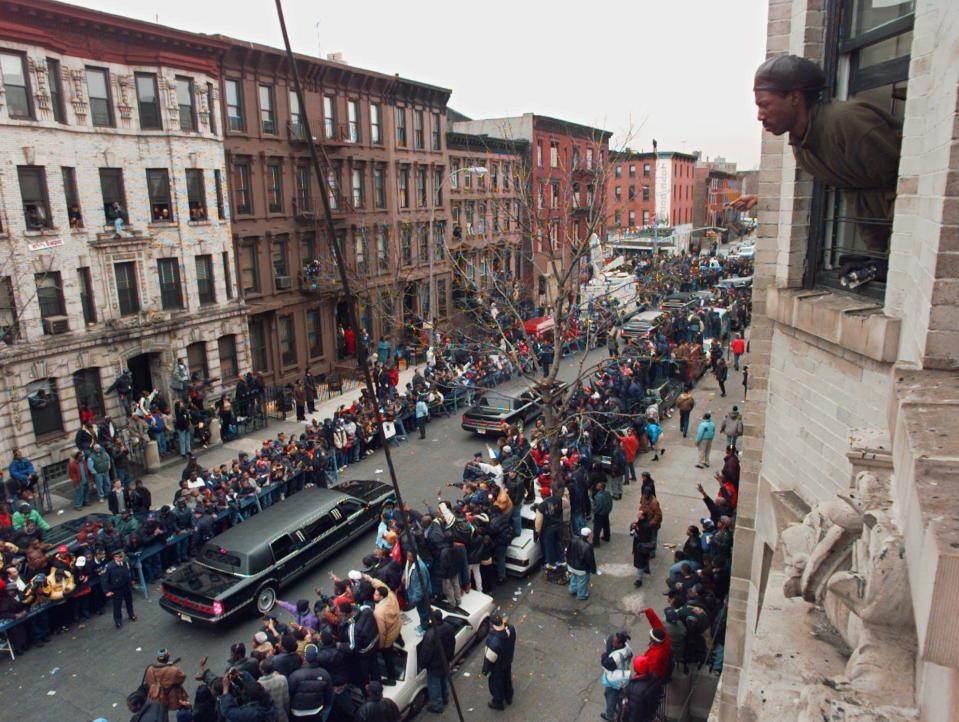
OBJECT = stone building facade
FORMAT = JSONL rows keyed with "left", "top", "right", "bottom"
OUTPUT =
{"left": 219, "top": 40, "right": 452, "bottom": 383}
{"left": 718, "top": 0, "right": 959, "bottom": 720}
{"left": 0, "top": 1, "right": 248, "bottom": 476}
{"left": 445, "top": 131, "right": 528, "bottom": 297}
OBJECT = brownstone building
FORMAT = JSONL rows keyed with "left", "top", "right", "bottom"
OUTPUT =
{"left": 218, "top": 41, "right": 452, "bottom": 384}
{"left": 608, "top": 150, "right": 656, "bottom": 231}
{"left": 445, "top": 132, "right": 528, "bottom": 297}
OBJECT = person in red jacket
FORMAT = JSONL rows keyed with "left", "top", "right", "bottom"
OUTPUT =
{"left": 632, "top": 608, "right": 672, "bottom": 679}
{"left": 618, "top": 429, "right": 640, "bottom": 483}
{"left": 730, "top": 334, "right": 746, "bottom": 371}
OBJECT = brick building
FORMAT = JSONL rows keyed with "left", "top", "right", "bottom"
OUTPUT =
{"left": 445, "top": 131, "right": 527, "bottom": 296}
{"left": 652, "top": 150, "right": 696, "bottom": 227}
{"left": 719, "top": 1, "right": 959, "bottom": 720}
{"left": 0, "top": 0, "right": 247, "bottom": 474}
{"left": 218, "top": 40, "right": 451, "bottom": 382}
{"left": 691, "top": 163, "right": 741, "bottom": 232}
{"left": 608, "top": 150, "right": 656, "bottom": 232}
{"left": 451, "top": 113, "right": 611, "bottom": 301}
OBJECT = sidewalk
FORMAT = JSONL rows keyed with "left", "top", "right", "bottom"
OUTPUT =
{"left": 46, "top": 362, "right": 425, "bottom": 525}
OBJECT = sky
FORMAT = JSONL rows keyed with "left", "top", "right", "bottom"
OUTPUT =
{"left": 72, "top": 0, "right": 768, "bottom": 169}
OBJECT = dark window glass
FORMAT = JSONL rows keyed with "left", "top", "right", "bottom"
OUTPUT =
{"left": 99, "top": 168, "right": 126, "bottom": 224}
{"left": 176, "top": 76, "right": 196, "bottom": 131}
{"left": 186, "top": 169, "right": 207, "bottom": 220}
{"left": 187, "top": 341, "right": 209, "bottom": 380}
{"left": 27, "top": 378, "right": 63, "bottom": 438}
{"left": 85, "top": 67, "right": 113, "bottom": 127}
{"left": 157, "top": 258, "right": 184, "bottom": 310}
{"left": 0, "top": 277, "right": 20, "bottom": 340}
{"left": 240, "top": 240, "right": 259, "bottom": 294}
{"left": 47, "top": 58, "right": 65, "bottom": 123}
{"left": 146, "top": 168, "right": 173, "bottom": 222}
{"left": 114, "top": 262, "right": 140, "bottom": 315}
{"left": 214, "top": 169, "right": 226, "bottom": 219}
{"left": 62, "top": 167, "right": 83, "bottom": 229}
{"left": 259, "top": 84, "right": 276, "bottom": 134}
{"left": 272, "top": 238, "right": 290, "bottom": 281}
{"left": 249, "top": 317, "right": 269, "bottom": 372}
{"left": 414, "top": 110, "right": 424, "bottom": 149}
{"left": 267, "top": 163, "right": 283, "bottom": 213}
{"left": 431, "top": 112, "right": 441, "bottom": 150}
{"left": 370, "top": 104, "right": 382, "bottom": 144}
{"left": 218, "top": 335, "right": 238, "bottom": 379}
{"left": 296, "top": 166, "right": 312, "bottom": 212}
{"left": 395, "top": 107, "right": 407, "bottom": 146}
{"left": 222, "top": 251, "right": 233, "bottom": 300}
{"left": 206, "top": 82, "right": 216, "bottom": 134}
{"left": 307, "top": 309, "right": 323, "bottom": 358}
{"left": 225, "top": 79, "right": 244, "bottom": 131}
{"left": 278, "top": 315, "right": 296, "bottom": 366}
{"left": 73, "top": 368, "right": 104, "bottom": 418}
{"left": 195, "top": 254, "right": 215, "bottom": 305}
{"left": 374, "top": 166, "right": 386, "bottom": 209}
{"left": 135, "top": 73, "right": 161, "bottom": 129}
{"left": 36, "top": 271, "right": 65, "bottom": 319}
{"left": 17, "top": 166, "right": 53, "bottom": 229}
{"left": 1, "top": 52, "right": 31, "bottom": 119}
{"left": 78, "top": 267, "right": 96, "bottom": 323}
{"left": 232, "top": 162, "right": 252, "bottom": 215}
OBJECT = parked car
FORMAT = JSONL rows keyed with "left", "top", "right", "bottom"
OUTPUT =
{"left": 461, "top": 390, "right": 542, "bottom": 435}
{"left": 352, "top": 590, "right": 495, "bottom": 718}
{"left": 159, "top": 481, "right": 395, "bottom": 625}
{"left": 619, "top": 311, "right": 664, "bottom": 342}
{"left": 505, "top": 503, "right": 542, "bottom": 576}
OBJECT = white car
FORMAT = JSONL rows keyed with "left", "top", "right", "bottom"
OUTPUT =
{"left": 505, "top": 503, "right": 543, "bottom": 576}
{"left": 362, "top": 590, "right": 494, "bottom": 718}
{"left": 735, "top": 244, "right": 755, "bottom": 259}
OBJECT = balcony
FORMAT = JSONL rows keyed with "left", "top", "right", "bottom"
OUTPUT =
{"left": 300, "top": 259, "right": 338, "bottom": 294}
{"left": 571, "top": 162, "right": 598, "bottom": 177}
{"left": 90, "top": 225, "right": 149, "bottom": 249}
{"left": 322, "top": 122, "right": 360, "bottom": 148}
{"left": 287, "top": 119, "right": 312, "bottom": 145}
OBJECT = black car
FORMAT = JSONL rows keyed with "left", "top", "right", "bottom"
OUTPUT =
{"left": 159, "top": 480, "right": 394, "bottom": 625}
{"left": 461, "top": 390, "right": 542, "bottom": 435}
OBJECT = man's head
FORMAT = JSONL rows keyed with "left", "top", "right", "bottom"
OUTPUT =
{"left": 753, "top": 54, "right": 826, "bottom": 136}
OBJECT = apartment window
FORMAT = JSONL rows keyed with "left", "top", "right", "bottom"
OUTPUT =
{"left": 195, "top": 254, "right": 215, "bottom": 305}
{"left": 214, "top": 169, "right": 226, "bottom": 219}
{"left": 301, "top": 233, "right": 316, "bottom": 264}
{"left": 551, "top": 182, "right": 560, "bottom": 209}
{"left": 478, "top": 202, "right": 487, "bottom": 234}
{"left": 206, "top": 83, "right": 216, "bottom": 134}
{"left": 643, "top": 186, "right": 650, "bottom": 201}
{"left": 615, "top": 165, "right": 622, "bottom": 178}
{"left": 373, "top": 166, "right": 386, "bottom": 209}
{"left": 78, "top": 267, "right": 97, "bottom": 323}
{"left": 398, "top": 167, "right": 410, "bottom": 208}
{"left": 370, "top": 103, "right": 382, "bottom": 144}
{"left": 587, "top": 147, "right": 594, "bottom": 168}
{"left": 17, "top": 166, "right": 53, "bottom": 230}
{"left": 376, "top": 225, "right": 389, "bottom": 271}
{"left": 187, "top": 341, "right": 209, "bottom": 380}
{"left": 289, "top": 90, "right": 302, "bottom": 136}
{"left": 85, "top": 67, "right": 113, "bottom": 127}
{"left": 642, "top": 209, "right": 649, "bottom": 225}
{"left": 614, "top": 210, "right": 621, "bottom": 226}
{"left": 1, "top": 52, "right": 32, "bottom": 118}
{"left": 492, "top": 202, "right": 499, "bottom": 233}
{"left": 27, "top": 379, "right": 63, "bottom": 438}
{"left": 272, "top": 238, "right": 290, "bottom": 287}
{"left": 73, "top": 368, "right": 104, "bottom": 419}
{"left": 629, "top": 165, "right": 637, "bottom": 177}
{"left": 267, "top": 163, "right": 283, "bottom": 213}
{"left": 347, "top": 99, "right": 360, "bottom": 142}
{"left": 352, "top": 167, "right": 364, "bottom": 208}
{"left": 217, "top": 335, "right": 238, "bottom": 379}
{"left": 437, "top": 278, "right": 448, "bottom": 318}
{"left": 47, "top": 58, "right": 65, "bottom": 123}
{"left": 154, "top": 257, "right": 184, "bottom": 310}
{"left": 146, "top": 168, "right": 173, "bottom": 222}
{"left": 0, "top": 277, "right": 18, "bottom": 341}
{"left": 549, "top": 140, "right": 559, "bottom": 168}
{"left": 58, "top": 167, "right": 82, "bottom": 230}
{"left": 431, "top": 112, "right": 441, "bottom": 150}
{"left": 401, "top": 225, "right": 412, "bottom": 265}
{"left": 225, "top": 79, "right": 244, "bottom": 131}
{"left": 536, "top": 141, "right": 543, "bottom": 167}
{"left": 327, "top": 167, "right": 340, "bottom": 210}
{"left": 572, "top": 145, "right": 581, "bottom": 169}
{"left": 278, "top": 315, "right": 297, "bottom": 367}
{"left": 259, "top": 84, "right": 276, "bottom": 134}
{"left": 465, "top": 201, "right": 474, "bottom": 231}
{"left": 232, "top": 161, "right": 252, "bottom": 215}
{"left": 477, "top": 164, "right": 486, "bottom": 190}
{"left": 414, "top": 110, "right": 424, "bottom": 149}
{"left": 614, "top": 186, "right": 622, "bottom": 201}
{"left": 435, "top": 222, "right": 446, "bottom": 260}
{"left": 323, "top": 95, "right": 336, "bottom": 139}
{"left": 222, "top": 251, "right": 233, "bottom": 300}
{"left": 464, "top": 166, "right": 473, "bottom": 189}
{"left": 804, "top": 0, "right": 913, "bottom": 298}
{"left": 186, "top": 169, "right": 207, "bottom": 220}
{"left": 114, "top": 262, "right": 140, "bottom": 316}
{"left": 417, "top": 168, "right": 428, "bottom": 207}
{"left": 249, "top": 317, "right": 269, "bottom": 372}
{"left": 99, "top": 168, "right": 126, "bottom": 224}
{"left": 240, "top": 239, "right": 259, "bottom": 294}
{"left": 628, "top": 209, "right": 636, "bottom": 226}
{"left": 355, "top": 228, "right": 369, "bottom": 274}
{"left": 296, "top": 165, "right": 312, "bottom": 212}
{"left": 418, "top": 223, "right": 429, "bottom": 261}
{"left": 628, "top": 186, "right": 636, "bottom": 201}
{"left": 450, "top": 160, "right": 460, "bottom": 189}
{"left": 395, "top": 107, "right": 407, "bottom": 146}
{"left": 643, "top": 163, "right": 651, "bottom": 177}
{"left": 306, "top": 309, "right": 323, "bottom": 358}
{"left": 434, "top": 169, "right": 443, "bottom": 206}
{"left": 36, "top": 271, "right": 65, "bottom": 324}
{"left": 176, "top": 76, "right": 196, "bottom": 131}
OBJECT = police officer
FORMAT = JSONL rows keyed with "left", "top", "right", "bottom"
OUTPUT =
{"left": 483, "top": 613, "right": 516, "bottom": 711}
{"left": 104, "top": 549, "right": 137, "bottom": 628}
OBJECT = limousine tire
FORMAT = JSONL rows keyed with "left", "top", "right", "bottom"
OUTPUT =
{"left": 408, "top": 689, "right": 428, "bottom": 719}
{"left": 254, "top": 584, "right": 278, "bottom": 615}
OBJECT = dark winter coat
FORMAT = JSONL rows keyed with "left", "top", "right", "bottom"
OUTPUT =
{"left": 419, "top": 620, "right": 456, "bottom": 675}
{"left": 287, "top": 662, "right": 332, "bottom": 715}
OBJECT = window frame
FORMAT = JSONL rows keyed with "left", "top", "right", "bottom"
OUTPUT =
{"left": 1, "top": 51, "right": 33, "bottom": 119}
{"left": 146, "top": 168, "right": 174, "bottom": 222}
{"left": 73, "top": 368, "right": 105, "bottom": 419}
{"left": 17, "top": 165, "right": 54, "bottom": 230}
{"left": 259, "top": 83, "right": 276, "bottom": 135}
{"left": 114, "top": 261, "right": 141, "bottom": 316}
{"left": 195, "top": 254, "right": 216, "bottom": 305}
{"left": 306, "top": 308, "right": 324, "bottom": 359}
{"left": 175, "top": 75, "right": 196, "bottom": 131}
{"left": 185, "top": 169, "right": 207, "bottom": 220}
{"left": 240, "top": 239, "right": 260, "bottom": 295}
{"left": 47, "top": 58, "right": 65, "bottom": 123}
{"left": 266, "top": 162, "right": 284, "bottom": 214}
{"left": 27, "top": 378, "right": 64, "bottom": 439}
{"left": 278, "top": 314, "right": 297, "bottom": 367}
{"left": 395, "top": 107, "right": 407, "bottom": 147}
{"left": 347, "top": 99, "right": 360, "bottom": 143}
{"left": 62, "top": 166, "right": 83, "bottom": 230}
{"left": 232, "top": 161, "right": 253, "bottom": 216}
{"left": 225, "top": 78, "right": 245, "bottom": 132}
{"left": 157, "top": 257, "right": 185, "bottom": 310}
{"left": 370, "top": 103, "right": 382, "bottom": 145}
{"left": 78, "top": 266, "right": 97, "bottom": 324}
{"left": 36, "top": 271, "right": 66, "bottom": 319}
{"left": 217, "top": 335, "right": 239, "bottom": 380}
{"left": 85, "top": 66, "right": 114, "bottom": 128}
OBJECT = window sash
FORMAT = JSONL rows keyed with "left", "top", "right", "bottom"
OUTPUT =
{"left": 241, "top": 241, "right": 260, "bottom": 294}
{"left": 158, "top": 258, "right": 184, "bottom": 309}
{"left": 47, "top": 58, "right": 65, "bottom": 123}
{"left": 186, "top": 169, "right": 206, "bottom": 219}
{"left": 36, "top": 272, "right": 65, "bottom": 318}
{"left": 195, "top": 255, "right": 216, "bottom": 304}
{"left": 18, "top": 166, "right": 52, "bottom": 229}
{"left": 1, "top": 52, "right": 32, "bottom": 119}
{"left": 233, "top": 163, "right": 252, "bottom": 215}
{"left": 218, "top": 336, "right": 238, "bottom": 379}
{"left": 226, "top": 80, "right": 244, "bottom": 131}
{"left": 259, "top": 84, "right": 276, "bottom": 134}
{"left": 176, "top": 76, "right": 196, "bottom": 131}
{"left": 267, "top": 164, "right": 283, "bottom": 213}
{"left": 78, "top": 267, "right": 97, "bottom": 323}
{"left": 114, "top": 262, "right": 140, "bottom": 315}
{"left": 146, "top": 169, "right": 173, "bottom": 221}
{"left": 86, "top": 68, "right": 113, "bottom": 127}
{"left": 370, "top": 104, "right": 382, "bottom": 144}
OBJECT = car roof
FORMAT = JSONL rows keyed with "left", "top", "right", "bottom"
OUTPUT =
{"left": 207, "top": 486, "right": 351, "bottom": 550}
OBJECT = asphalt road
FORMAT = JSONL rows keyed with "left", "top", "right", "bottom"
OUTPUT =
{"left": 5, "top": 349, "right": 614, "bottom": 722}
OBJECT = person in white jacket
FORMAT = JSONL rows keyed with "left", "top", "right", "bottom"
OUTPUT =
{"left": 600, "top": 631, "right": 634, "bottom": 721}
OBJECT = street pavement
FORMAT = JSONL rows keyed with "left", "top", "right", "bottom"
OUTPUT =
{"left": 6, "top": 345, "right": 746, "bottom": 722}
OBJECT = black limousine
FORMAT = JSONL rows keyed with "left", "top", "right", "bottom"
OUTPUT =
{"left": 460, "top": 390, "right": 542, "bottom": 435}
{"left": 159, "top": 480, "right": 394, "bottom": 625}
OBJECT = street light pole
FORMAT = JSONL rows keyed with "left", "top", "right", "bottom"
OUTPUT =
{"left": 427, "top": 165, "right": 487, "bottom": 341}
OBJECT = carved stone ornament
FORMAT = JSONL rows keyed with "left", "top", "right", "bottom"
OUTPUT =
{"left": 30, "top": 57, "right": 50, "bottom": 111}
{"left": 116, "top": 73, "right": 134, "bottom": 120}
{"left": 69, "top": 69, "right": 88, "bottom": 118}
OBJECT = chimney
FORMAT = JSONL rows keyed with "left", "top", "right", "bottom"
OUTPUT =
{"left": 326, "top": 52, "right": 346, "bottom": 64}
